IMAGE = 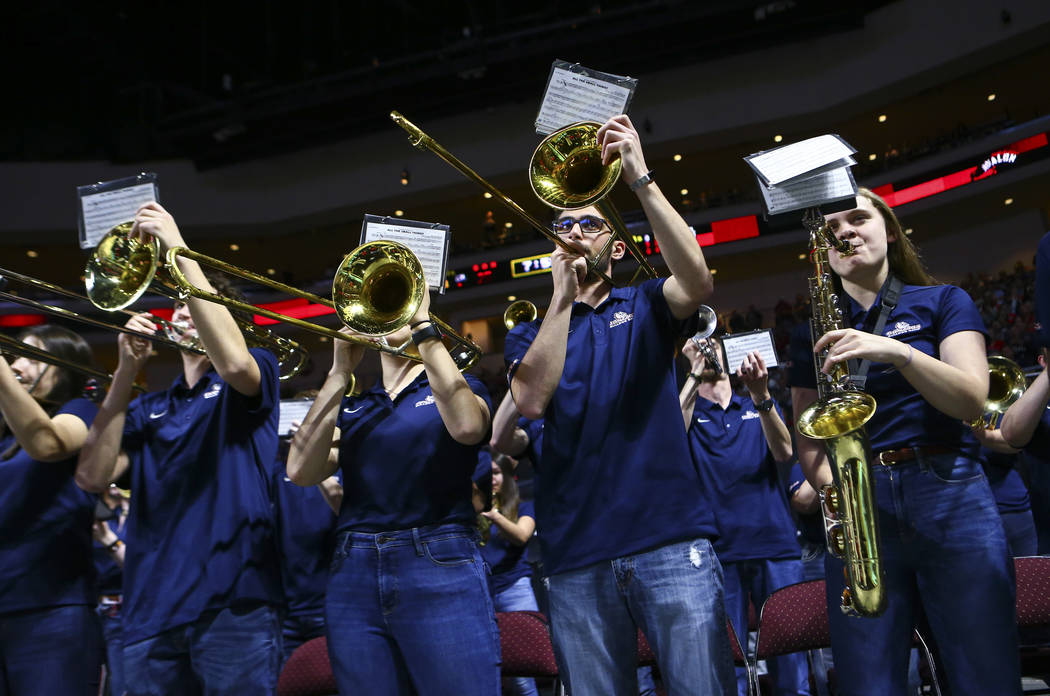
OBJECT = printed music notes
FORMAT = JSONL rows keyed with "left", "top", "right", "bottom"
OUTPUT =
{"left": 744, "top": 135, "right": 858, "bottom": 215}
{"left": 77, "top": 173, "right": 159, "bottom": 249}
{"left": 535, "top": 60, "right": 638, "bottom": 135}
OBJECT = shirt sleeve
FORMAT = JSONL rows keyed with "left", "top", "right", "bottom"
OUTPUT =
{"left": 504, "top": 321, "right": 540, "bottom": 383}
{"left": 518, "top": 499, "right": 535, "bottom": 520}
{"left": 937, "top": 285, "right": 988, "bottom": 340}
{"left": 240, "top": 348, "right": 280, "bottom": 416}
{"left": 638, "top": 277, "right": 700, "bottom": 338}
{"left": 787, "top": 462, "right": 806, "bottom": 497}
{"left": 122, "top": 394, "right": 149, "bottom": 452}
{"left": 56, "top": 397, "right": 99, "bottom": 427}
{"left": 463, "top": 373, "right": 494, "bottom": 419}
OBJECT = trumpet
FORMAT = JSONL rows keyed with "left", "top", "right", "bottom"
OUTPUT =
{"left": 503, "top": 300, "right": 537, "bottom": 331}
{"left": 690, "top": 305, "right": 722, "bottom": 375}
{"left": 390, "top": 111, "right": 658, "bottom": 287}
{"left": 87, "top": 224, "right": 480, "bottom": 372}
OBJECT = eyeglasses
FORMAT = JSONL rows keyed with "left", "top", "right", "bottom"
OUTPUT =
{"left": 552, "top": 215, "right": 609, "bottom": 235}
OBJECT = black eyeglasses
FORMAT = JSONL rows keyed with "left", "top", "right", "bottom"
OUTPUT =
{"left": 552, "top": 215, "right": 609, "bottom": 235}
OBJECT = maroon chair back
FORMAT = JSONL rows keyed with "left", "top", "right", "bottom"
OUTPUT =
{"left": 637, "top": 629, "right": 657, "bottom": 666}
{"left": 1015, "top": 556, "right": 1050, "bottom": 627}
{"left": 498, "top": 611, "right": 560, "bottom": 678}
{"left": 755, "top": 579, "right": 831, "bottom": 659}
{"left": 277, "top": 636, "right": 338, "bottom": 696}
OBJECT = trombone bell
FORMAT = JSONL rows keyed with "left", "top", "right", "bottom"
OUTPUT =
{"left": 503, "top": 300, "right": 538, "bottom": 331}
{"left": 85, "top": 222, "right": 162, "bottom": 312}
{"left": 530, "top": 122, "right": 621, "bottom": 209}
{"left": 332, "top": 242, "right": 425, "bottom": 337}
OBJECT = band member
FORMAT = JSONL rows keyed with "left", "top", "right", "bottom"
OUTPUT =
{"left": 0, "top": 325, "right": 103, "bottom": 695}
{"left": 76, "top": 203, "right": 284, "bottom": 695}
{"left": 93, "top": 484, "right": 130, "bottom": 696}
{"left": 789, "top": 188, "right": 1020, "bottom": 695}
{"left": 286, "top": 290, "right": 499, "bottom": 696}
{"left": 505, "top": 115, "right": 734, "bottom": 695}
{"left": 679, "top": 340, "right": 809, "bottom": 696}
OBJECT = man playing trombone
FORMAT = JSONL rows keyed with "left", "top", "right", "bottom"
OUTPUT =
{"left": 504, "top": 115, "right": 735, "bottom": 695}
{"left": 76, "top": 202, "right": 284, "bottom": 696}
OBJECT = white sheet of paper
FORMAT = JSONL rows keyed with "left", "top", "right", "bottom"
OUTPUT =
{"left": 721, "top": 329, "right": 779, "bottom": 373}
{"left": 535, "top": 65, "right": 633, "bottom": 135}
{"left": 746, "top": 135, "right": 856, "bottom": 187}
{"left": 79, "top": 183, "right": 157, "bottom": 249}
{"left": 758, "top": 167, "right": 857, "bottom": 215}
{"left": 361, "top": 221, "right": 448, "bottom": 291}
{"left": 278, "top": 399, "right": 314, "bottom": 438}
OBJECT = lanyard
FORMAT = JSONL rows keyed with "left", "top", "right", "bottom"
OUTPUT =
{"left": 850, "top": 274, "right": 902, "bottom": 390}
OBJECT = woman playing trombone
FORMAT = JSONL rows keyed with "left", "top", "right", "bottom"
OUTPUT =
{"left": 287, "top": 289, "right": 499, "bottom": 696}
{"left": 0, "top": 325, "right": 103, "bottom": 695}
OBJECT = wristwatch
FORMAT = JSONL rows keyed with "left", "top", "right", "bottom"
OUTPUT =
{"left": 629, "top": 170, "right": 656, "bottom": 191}
{"left": 754, "top": 397, "right": 775, "bottom": 413}
{"left": 411, "top": 323, "right": 444, "bottom": 346}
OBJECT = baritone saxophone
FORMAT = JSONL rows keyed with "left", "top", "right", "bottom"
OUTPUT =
{"left": 795, "top": 209, "right": 886, "bottom": 618}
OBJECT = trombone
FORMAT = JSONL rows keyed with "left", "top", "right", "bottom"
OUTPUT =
{"left": 503, "top": 300, "right": 537, "bottom": 331}
{"left": 0, "top": 333, "right": 144, "bottom": 395}
{"left": 390, "top": 111, "right": 659, "bottom": 287}
{"left": 84, "top": 222, "right": 308, "bottom": 380}
{"left": 87, "top": 224, "right": 481, "bottom": 371}
{"left": 971, "top": 355, "right": 1027, "bottom": 430}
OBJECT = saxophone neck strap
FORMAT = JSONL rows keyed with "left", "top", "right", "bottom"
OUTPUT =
{"left": 850, "top": 274, "right": 903, "bottom": 389}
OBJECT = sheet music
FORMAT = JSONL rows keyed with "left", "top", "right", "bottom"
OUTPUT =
{"left": 360, "top": 216, "right": 450, "bottom": 293}
{"left": 79, "top": 182, "right": 157, "bottom": 249}
{"left": 278, "top": 399, "right": 314, "bottom": 437}
{"left": 745, "top": 135, "right": 856, "bottom": 187}
{"left": 757, "top": 167, "right": 857, "bottom": 215}
{"left": 720, "top": 329, "right": 780, "bottom": 372}
{"left": 535, "top": 61, "right": 637, "bottom": 135}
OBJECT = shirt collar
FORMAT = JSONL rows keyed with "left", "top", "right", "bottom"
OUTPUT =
{"left": 170, "top": 365, "right": 219, "bottom": 397}
{"left": 572, "top": 285, "right": 630, "bottom": 315}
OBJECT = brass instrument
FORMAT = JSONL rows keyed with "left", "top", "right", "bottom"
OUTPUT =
{"left": 503, "top": 300, "right": 538, "bottom": 331}
{"left": 390, "top": 111, "right": 659, "bottom": 287}
{"left": 690, "top": 305, "right": 722, "bottom": 375}
{"left": 0, "top": 333, "right": 144, "bottom": 394}
{"left": 795, "top": 208, "right": 885, "bottom": 618}
{"left": 87, "top": 224, "right": 480, "bottom": 372}
{"left": 0, "top": 266, "right": 205, "bottom": 356}
{"left": 971, "top": 355, "right": 1026, "bottom": 430}
{"left": 84, "top": 223, "right": 307, "bottom": 380}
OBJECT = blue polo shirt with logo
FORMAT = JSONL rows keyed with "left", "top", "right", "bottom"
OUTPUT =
{"left": 788, "top": 283, "right": 986, "bottom": 455}
{"left": 272, "top": 447, "right": 339, "bottom": 618}
{"left": 0, "top": 398, "right": 97, "bottom": 614}
{"left": 688, "top": 393, "right": 799, "bottom": 562}
{"left": 505, "top": 278, "right": 716, "bottom": 576}
{"left": 335, "top": 372, "right": 492, "bottom": 532}
{"left": 120, "top": 348, "right": 282, "bottom": 644}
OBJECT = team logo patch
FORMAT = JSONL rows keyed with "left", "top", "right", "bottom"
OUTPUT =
{"left": 885, "top": 320, "right": 921, "bottom": 338}
{"left": 609, "top": 311, "right": 634, "bottom": 329}
{"left": 415, "top": 395, "right": 435, "bottom": 408}
{"left": 202, "top": 383, "right": 222, "bottom": 399}
{"left": 741, "top": 411, "right": 761, "bottom": 420}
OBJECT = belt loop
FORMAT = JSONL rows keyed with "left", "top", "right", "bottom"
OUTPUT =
{"left": 412, "top": 527, "right": 424, "bottom": 557}
{"left": 339, "top": 530, "right": 352, "bottom": 555}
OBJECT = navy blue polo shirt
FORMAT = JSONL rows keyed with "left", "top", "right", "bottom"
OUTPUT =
{"left": 335, "top": 372, "right": 492, "bottom": 532}
{"left": 272, "top": 453, "right": 338, "bottom": 618}
{"left": 688, "top": 393, "right": 799, "bottom": 562}
{"left": 480, "top": 499, "right": 535, "bottom": 595}
{"left": 121, "top": 348, "right": 282, "bottom": 644}
{"left": 517, "top": 416, "right": 544, "bottom": 464}
{"left": 504, "top": 278, "right": 716, "bottom": 575}
{"left": 0, "top": 398, "right": 97, "bottom": 614}
{"left": 981, "top": 449, "right": 1030, "bottom": 513}
{"left": 788, "top": 283, "right": 986, "bottom": 456}
{"left": 1025, "top": 408, "right": 1050, "bottom": 553}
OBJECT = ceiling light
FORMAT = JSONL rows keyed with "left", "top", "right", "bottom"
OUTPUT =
{"left": 673, "top": 154, "right": 683, "bottom": 162}
{"left": 680, "top": 188, "right": 689, "bottom": 196}
{"left": 798, "top": 253, "right": 807, "bottom": 260}
{"left": 504, "top": 222, "right": 513, "bottom": 228}
{"left": 507, "top": 295, "right": 517, "bottom": 301}
{"left": 878, "top": 114, "right": 887, "bottom": 123}
{"left": 400, "top": 169, "right": 410, "bottom": 186}
{"left": 868, "top": 153, "right": 877, "bottom": 161}
{"left": 710, "top": 268, "right": 718, "bottom": 275}
{"left": 773, "top": 135, "right": 783, "bottom": 143}
{"left": 483, "top": 192, "right": 493, "bottom": 199}
{"left": 266, "top": 268, "right": 276, "bottom": 276}
{"left": 26, "top": 250, "right": 38, "bottom": 258}
{"left": 394, "top": 209, "right": 404, "bottom": 217}
{"left": 1004, "top": 197, "right": 1014, "bottom": 206}
{"left": 987, "top": 93, "right": 997, "bottom": 102}
{"left": 904, "top": 228, "right": 913, "bottom": 236}
{"left": 229, "top": 243, "right": 240, "bottom": 251}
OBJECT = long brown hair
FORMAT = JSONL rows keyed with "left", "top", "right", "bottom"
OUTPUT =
{"left": 857, "top": 187, "right": 937, "bottom": 287}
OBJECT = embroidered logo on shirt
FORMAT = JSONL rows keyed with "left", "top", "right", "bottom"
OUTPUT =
{"left": 885, "top": 320, "right": 921, "bottom": 338}
{"left": 741, "top": 410, "right": 761, "bottom": 420}
{"left": 609, "top": 311, "right": 634, "bottom": 329}
{"left": 202, "top": 383, "right": 222, "bottom": 399}
{"left": 343, "top": 405, "right": 364, "bottom": 414}
{"left": 415, "top": 395, "right": 435, "bottom": 408}
{"left": 696, "top": 418, "right": 711, "bottom": 424}
{"left": 149, "top": 410, "right": 167, "bottom": 420}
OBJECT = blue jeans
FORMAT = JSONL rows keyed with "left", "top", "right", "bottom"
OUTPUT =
{"left": 546, "top": 537, "right": 735, "bottom": 696}
{"left": 0, "top": 604, "right": 102, "bottom": 696}
{"left": 100, "top": 607, "right": 125, "bottom": 696}
{"left": 281, "top": 611, "right": 326, "bottom": 665}
{"left": 825, "top": 451, "right": 1021, "bottom": 696}
{"left": 493, "top": 576, "right": 540, "bottom": 696}
{"left": 325, "top": 524, "right": 500, "bottom": 696}
{"left": 122, "top": 604, "right": 282, "bottom": 696}
{"left": 1001, "top": 509, "right": 1038, "bottom": 557}
{"left": 723, "top": 558, "right": 810, "bottom": 696}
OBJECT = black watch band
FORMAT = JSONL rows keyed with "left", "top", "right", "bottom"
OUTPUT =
{"left": 411, "top": 323, "right": 443, "bottom": 346}
{"left": 755, "top": 397, "right": 775, "bottom": 413}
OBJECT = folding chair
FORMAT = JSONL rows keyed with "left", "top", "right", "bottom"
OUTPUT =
{"left": 277, "top": 636, "right": 338, "bottom": 696}
{"left": 752, "top": 579, "right": 830, "bottom": 696}
{"left": 1015, "top": 556, "right": 1050, "bottom": 694}
{"left": 498, "top": 610, "right": 565, "bottom": 696}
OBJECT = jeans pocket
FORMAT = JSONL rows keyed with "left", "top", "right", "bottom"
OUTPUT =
{"left": 921, "top": 454, "right": 983, "bottom": 485}
{"left": 422, "top": 536, "right": 475, "bottom": 567}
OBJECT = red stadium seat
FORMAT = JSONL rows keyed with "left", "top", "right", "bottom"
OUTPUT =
{"left": 1015, "top": 556, "right": 1050, "bottom": 694}
{"left": 277, "top": 637, "right": 337, "bottom": 696}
